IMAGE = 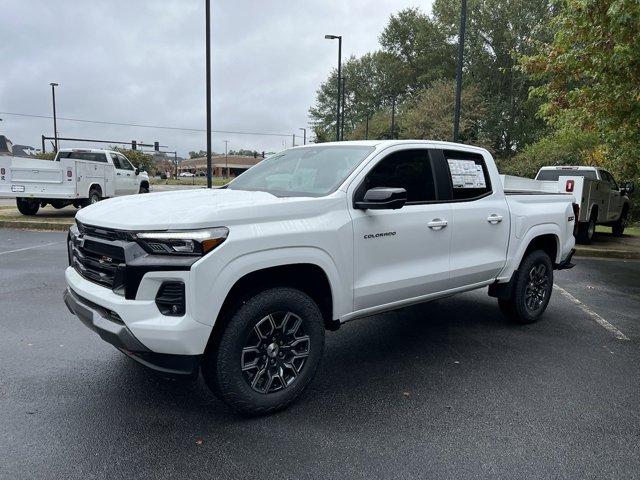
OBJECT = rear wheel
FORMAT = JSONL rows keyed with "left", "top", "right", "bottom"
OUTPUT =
{"left": 202, "top": 287, "right": 325, "bottom": 416}
{"left": 498, "top": 250, "right": 553, "bottom": 324}
{"left": 16, "top": 198, "right": 39, "bottom": 216}
{"left": 612, "top": 207, "right": 628, "bottom": 237}
{"left": 576, "top": 211, "right": 597, "bottom": 244}
{"left": 82, "top": 188, "right": 101, "bottom": 208}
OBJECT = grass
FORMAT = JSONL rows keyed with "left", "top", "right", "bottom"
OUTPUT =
{"left": 150, "top": 177, "right": 228, "bottom": 187}
{"left": 596, "top": 225, "right": 640, "bottom": 237}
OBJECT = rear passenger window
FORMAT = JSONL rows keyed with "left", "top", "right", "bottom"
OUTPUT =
{"left": 361, "top": 149, "right": 436, "bottom": 203}
{"left": 444, "top": 150, "right": 491, "bottom": 200}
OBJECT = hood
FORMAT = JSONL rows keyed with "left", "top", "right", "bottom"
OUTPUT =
{"left": 75, "top": 188, "right": 335, "bottom": 230}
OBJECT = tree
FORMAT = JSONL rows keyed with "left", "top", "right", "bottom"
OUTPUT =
{"left": 522, "top": 0, "right": 640, "bottom": 182}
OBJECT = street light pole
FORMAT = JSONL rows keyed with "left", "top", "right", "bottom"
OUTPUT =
{"left": 299, "top": 128, "right": 306, "bottom": 145}
{"left": 325, "top": 34, "right": 342, "bottom": 142}
{"left": 224, "top": 140, "right": 229, "bottom": 179}
{"left": 341, "top": 77, "right": 346, "bottom": 141}
{"left": 453, "top": 0, "right": 467, "bottom": 142}
{"left": 50, "top": 83, "right": 59, "bottom": 152}
{"left": 205, "top": 0, "right": 213, "bottom": 188}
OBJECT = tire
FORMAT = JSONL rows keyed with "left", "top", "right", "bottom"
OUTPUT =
{"left": 16, "top": 198, "right": 39, "bottom": 216}
{"left": 82, "top": 188, "right": 101, "bottom": 208}
{"left": 576, "top": 211, "right": 597, "bottom": 244}
{"left": 612, "top": 207, "right": 628, "bottom": 237}
{"left": 202, "top": 287, "right": 325, "bottom": 416}
{"left": 498, "top": 250, "right": 554, "bottom": 324}
{"left": 51, "top": 200, "right": 66, "bottom": 209}
{"left": 139, "top": 184, "right": 149, "bottom": 194}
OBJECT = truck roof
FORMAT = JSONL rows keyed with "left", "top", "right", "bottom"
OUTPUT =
{"left": 292, "top": 139, "right": 490, "bottom": 155}
{"left": 538, "top": 166, "right": 599, "bottom": 171}
{"left": 57, "top": 148, "right": 119, "bottom": 154}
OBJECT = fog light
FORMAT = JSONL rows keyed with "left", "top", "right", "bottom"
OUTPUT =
{"left": 155, "top": 281, "right": 185, "bottom": 316}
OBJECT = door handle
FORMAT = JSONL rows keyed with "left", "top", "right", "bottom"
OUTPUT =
{"left": 117, "top": 173, "right": 121, "bottom": 176}
{"left": 487, "top": 214, "right": 503, "bottom": 224}
{"left": 126, "top": 174, "right": 131, "bottom": 176}
{"left": 427, "top": 219, "right": 448, "bottom": 230}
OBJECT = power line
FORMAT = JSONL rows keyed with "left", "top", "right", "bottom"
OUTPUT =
{"left": 0, "top": 111, "right": 293, "bottom": 137}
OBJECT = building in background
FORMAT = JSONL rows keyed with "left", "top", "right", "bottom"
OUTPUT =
{"left": 179, "top": 155, "right": 263, "bottom": 177}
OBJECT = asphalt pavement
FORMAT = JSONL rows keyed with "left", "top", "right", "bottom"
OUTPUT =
{"left": 1, "top": 228, "right": 639, "bottom": 480}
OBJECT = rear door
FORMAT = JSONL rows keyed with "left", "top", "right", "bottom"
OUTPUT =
{"left": 349, "top": 147, "right": 452, "bottom": 311}
{"left": 438, "top": 149, "right": 509, "bottom": 288}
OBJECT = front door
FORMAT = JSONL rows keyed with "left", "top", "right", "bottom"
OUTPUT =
{"left": 111, "top": 153, "right": 136, "bottom": 195}
{"left": 350, "top": 147, "right": 452, "bottom": 312}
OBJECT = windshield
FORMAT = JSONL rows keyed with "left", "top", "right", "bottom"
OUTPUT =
{"left": 227, "top": 145, "right": 374, "bottom": 197}
{"left": 536, "top": 169, "right": 597, "bottom": 181}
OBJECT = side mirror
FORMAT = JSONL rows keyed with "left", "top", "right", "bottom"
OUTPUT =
{"left": 354, "top": 187, "right": 407, "bottom": 210}
{"left": 623, "top": 181, "right": 635, "bottom": 194}
{"left": 135, "top": 168, "right": 140, "bottom": 175}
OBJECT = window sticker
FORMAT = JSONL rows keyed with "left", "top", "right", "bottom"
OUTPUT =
{"left": 448, "top": 159, "right": 486, "bottom": 188}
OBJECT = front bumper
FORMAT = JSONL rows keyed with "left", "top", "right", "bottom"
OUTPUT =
{"left": 63, "top": 285, "right": 203, "bottom": 375}
{"left": 65, "top": 266, "right": 212, "bottom": 367}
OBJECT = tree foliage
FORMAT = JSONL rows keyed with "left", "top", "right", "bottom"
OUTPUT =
{"left": 522, "top": 0, "right": 640, "bottom": 183}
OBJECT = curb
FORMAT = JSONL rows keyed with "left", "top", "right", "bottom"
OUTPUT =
{"left": 574, "top": 246, "right": 640, "bottom": 260}
{"left": 0, "top": 219, "right": 72, "bottom": 231}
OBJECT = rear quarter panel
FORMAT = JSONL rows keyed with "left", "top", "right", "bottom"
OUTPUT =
{"left": 499, "top": 194, "right": 575, "bottom": 281}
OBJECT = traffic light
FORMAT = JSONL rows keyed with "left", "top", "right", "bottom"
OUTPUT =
{"left": 154, "top": 141, "right": 159, "bottom": 151}
{"left": 131, "top": 140, "right": 137, "bottom": 150}
{"left": 261, "top": 151, "right": 265, "bottom": 158}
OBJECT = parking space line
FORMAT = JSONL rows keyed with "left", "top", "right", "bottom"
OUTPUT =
{"left": 554, "top": 284, "right": 630, "bottom": 341}
{"left": 0, "top": 241, "right": 63, "bottom": 256}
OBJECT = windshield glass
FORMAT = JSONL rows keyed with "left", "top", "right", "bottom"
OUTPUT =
{"left": 227, "top": 145, "right": 374, "bottom": 197}
{"left": 537, "top": 169, "right": 597, "bottom": 181}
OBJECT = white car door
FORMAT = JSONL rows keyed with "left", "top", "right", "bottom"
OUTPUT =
{"left": 349, "top": 147, "right": 452, "bottom": 312}
{"left": 110, "top": 153, "right": 135, "bottom": 195}
{"left": 442, "top": 149, "right": 509, "bottom": 288}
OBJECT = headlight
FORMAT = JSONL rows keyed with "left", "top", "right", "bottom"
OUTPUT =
{"left": 135, "top": 227, "right": 228, "bottom": 256}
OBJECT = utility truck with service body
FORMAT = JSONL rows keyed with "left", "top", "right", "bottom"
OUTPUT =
{"left": 535, "top": 166, "right": 633, "bottom": 243}
{"left": 63, "top": 140, "right": 576, "bottom": 415}
{"left": 0, "top": 148, "right": 149, "bottom": 215}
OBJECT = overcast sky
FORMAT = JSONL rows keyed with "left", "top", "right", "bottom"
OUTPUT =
{"left": 0, "top": 0, "right": 426, "bottom": 157}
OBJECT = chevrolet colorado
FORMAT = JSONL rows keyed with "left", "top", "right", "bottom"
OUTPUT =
{"left": 63, "top": 140, "right": 576, "bottom": 415}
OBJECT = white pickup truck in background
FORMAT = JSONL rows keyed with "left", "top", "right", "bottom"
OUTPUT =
{"left": 0, "top": 148, "right": 150, "bottom": 215}
{"left": 64, "top": 140, "right": 577, "bottom": 415}
{"left": 536, "top": 166, "right": 633, "bottom": 243}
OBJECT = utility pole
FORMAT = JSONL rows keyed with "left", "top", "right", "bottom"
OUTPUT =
{"left": 292, "top": 133, "right": 296, "bottom": 147}
{"left": 453, "top": 0, "right": 467, "bottom": 142}
{"left": 205, "top": 0, "right": 213, "bottom": 188}
{"left": 325, "top": 34, "right": 342, "bottom": 141}
{"left": 50, "top": 83, "right": 59, "bottom": 152}
{"left": 365, "top": 114, "right": 369, "bottom": 140}
{"left": 341, "top": 77, "right": 346, "bottom": 141}
{"left": 299, "top": 128, "right": 307, "bottom": 145}
{"left": 390, "top": 97, "right": 397, "bottom": 139}
{"left": 224, "top": 140, "right": 229, "bottom": 179}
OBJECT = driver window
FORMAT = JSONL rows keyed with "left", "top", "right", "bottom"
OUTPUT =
{"left": 362, "top": 149, "right": 436, "bottom": 203}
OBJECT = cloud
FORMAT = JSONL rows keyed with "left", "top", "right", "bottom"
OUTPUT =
{"left": 0, "top": 0, "right": 423, "bottom": 156}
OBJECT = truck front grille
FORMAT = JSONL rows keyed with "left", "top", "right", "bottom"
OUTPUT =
{"left": 70, "top": 229, "right": 126, "bottom": 292}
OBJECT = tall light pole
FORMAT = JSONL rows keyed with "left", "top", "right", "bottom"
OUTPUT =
{"left": 453, "top": 0, "right": 467, "bottom": 142}
{"left": 299, "top": 127, "right": 307, "bottom": 145}
{"left": 224, "top": 140, "right": 229, "bottom": 179}
{"left": 50, "top": 82, "right": 59, "bottom": 152}
{"left": 205, "top": 0, "right": 213, "bottom": 188}
{"left": 341, "top": 77, "right": 347, "bottom": 140}
{"left": 324, "top": 34, "right": 342, "bottom": 142}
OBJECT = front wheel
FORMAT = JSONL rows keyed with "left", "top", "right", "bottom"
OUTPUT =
{"left": 612, "top": 207, "right": 628, "bottom": 237}
{"left": 202, "top": 288, "right": 325, "bottom": 416}
{"left": 498, "top": 250, "right": 553, "bottom": 324}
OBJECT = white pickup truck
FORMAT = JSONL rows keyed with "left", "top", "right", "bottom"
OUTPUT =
{"left": 535, "top": 166, "right": 634, "bottom": 243}
{"left": 0, "top": 148, "right": 150, "bottom": 215}
{"left": 63, "top": 140, "right": 576, "bottom": 415}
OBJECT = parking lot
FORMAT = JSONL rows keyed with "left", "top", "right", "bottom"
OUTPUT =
{"left": 1, "top": 227, "right": 639, "bottom": 479}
